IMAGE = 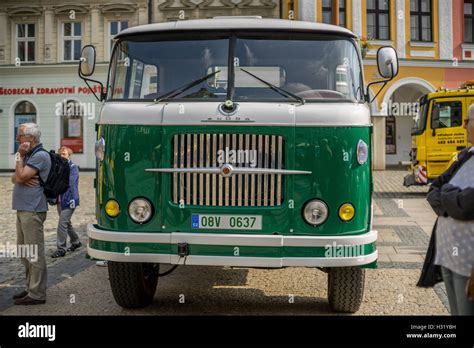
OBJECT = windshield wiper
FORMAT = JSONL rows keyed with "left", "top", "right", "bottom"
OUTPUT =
{"left": 239, "top": 68, "right": 305, "bottom": 105}
{"left": 154, "top": 70, "right": 221, "bottom": 103}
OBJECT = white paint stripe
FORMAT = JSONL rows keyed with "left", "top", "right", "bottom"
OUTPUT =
{"left": 88, "top": 246, "right": 378, "bottom": 268}
{"left": 88, "top": 224, "right": 378, "bottom": 247}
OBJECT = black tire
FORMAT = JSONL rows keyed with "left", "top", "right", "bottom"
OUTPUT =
{"left": 327, "top": 267, "right": 365, "bottom": 313}
{"left": 108, "top": 262, "right": 159, "bottom": 309}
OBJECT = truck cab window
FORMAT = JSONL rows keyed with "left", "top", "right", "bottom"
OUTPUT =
{"left": 431, "top": 101, "right": 463, "bottom": 129}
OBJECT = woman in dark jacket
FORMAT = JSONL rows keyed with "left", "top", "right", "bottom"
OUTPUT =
{"left": 51, "top": 146, "right": 81, "bottom": 258}
{"left": 419, "top": 105, "right": 474, "bottom": 315}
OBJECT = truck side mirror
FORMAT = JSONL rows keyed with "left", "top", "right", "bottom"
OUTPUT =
{"left": 377, "top": 46, "right": 399, "bottom": 79}
{"left": 77, "top": 44, "right": 105, "bottom": 102}
{"left": 79, "top": 45, "right": 96, "bottom": 77}
{"left": 366, "top": 46, "right": 399, "bottom": 103}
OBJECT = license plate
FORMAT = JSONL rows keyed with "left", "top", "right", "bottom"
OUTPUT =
{"left": 191, "top": 214, "right": 262, "bottom": 230}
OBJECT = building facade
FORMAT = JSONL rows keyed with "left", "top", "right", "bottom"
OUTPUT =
{"left": 285, "top": 0, "right": 474, "bottom": 169}
{"left": 0, "top": 0, "right": 281, "bottom": 169}
{"left": 0, "top": 0, "right": 473, "bottom": 170}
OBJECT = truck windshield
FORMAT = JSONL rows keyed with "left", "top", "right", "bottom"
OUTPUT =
{"left": 108, "top": 33, "right": 363, "bottom": 102}
{"left": 412, "top": 96, "right": 428, "bottom": 135}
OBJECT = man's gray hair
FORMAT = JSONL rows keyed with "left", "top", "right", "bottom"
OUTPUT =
{"left": 469, "top": 103, "right": 474, "bottom": 121}
{"left": 21, "top": 123, "right": 41, "bottom": 141}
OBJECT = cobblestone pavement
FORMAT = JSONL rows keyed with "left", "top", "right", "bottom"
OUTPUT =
{"left": 0, "top": 170, "right": 449, "bottom": 315}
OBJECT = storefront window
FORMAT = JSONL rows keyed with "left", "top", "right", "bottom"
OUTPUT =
{"left": 60, "top": 99, "right": 84, "bottom": 153}
{"left": 386, "top": 116, "right": 396, "bottom": 155}
{"left": 14, "top": 101, "right": 37, "bottom": 153}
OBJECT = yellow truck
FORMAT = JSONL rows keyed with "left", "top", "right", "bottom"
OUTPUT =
{"left": 403, "top": 81, "right": 473, "bottom": 186}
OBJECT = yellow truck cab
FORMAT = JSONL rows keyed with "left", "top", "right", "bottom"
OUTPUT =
{"left": 404, "top": 81, "right": 474, "bottom": 186}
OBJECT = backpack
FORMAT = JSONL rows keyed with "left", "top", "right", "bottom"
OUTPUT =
{"left": 39, "top": 149, "right": 70, "bottom": 199}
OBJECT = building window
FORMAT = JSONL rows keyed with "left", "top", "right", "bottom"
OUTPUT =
{"left": 14, "top": 101, "right": 37, "bottom": 153}
{"left": 109, "top": 20, "right": 128, "bottom": 58}
{"left": 61, "top": 100, "right": 84, "bottom": 153}
{"left": 465, "top": 0, "right": 474, "bottom": 43}
{"left": 367, "top": 0, "right": 390, "bottom": 40}
{"left": 339, "top": 0, "right": 346, "bottom": 27}
{"left": 322, "top": 0, "right": 346, "bottom": 26}
{"left": 63, "top": 22, "right": 82, "bottom": 61}
{"left": 410, "top": 0, "right": 432, "bottom": 42}
{"left": 322, "top": 0, "right": 332, "bottom": 24}
{"left": 16, "top": 24, "right": 35, "bottom": 62}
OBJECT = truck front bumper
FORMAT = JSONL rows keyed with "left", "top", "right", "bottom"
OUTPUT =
{"left": 87, "top": 224, "right": 378, "bottom": 268}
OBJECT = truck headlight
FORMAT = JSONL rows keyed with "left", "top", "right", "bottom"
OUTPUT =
{"left": 357, "top": 140, "right": 368, "bottom": 165}
{"left": 95, "top": 137, "right": 105, "bottom": 161}
{"left": 128, "top": 198, "right": 153, "bottom": 224}
{"left": 339, "top": 203, "right": 355, "bottom": 221}
{"left": 303, "top": 199, "right": 328, "bottom": 226}
{"left": 105, "top": 199, "right": 120, "bottom": 218}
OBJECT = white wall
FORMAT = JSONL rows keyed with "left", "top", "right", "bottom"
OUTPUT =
{"left": 0, "top": 65, "right": 107, "bottom": 169}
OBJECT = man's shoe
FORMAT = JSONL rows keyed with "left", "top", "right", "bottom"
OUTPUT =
{"left": 51, "top": 249, "right": 66, "bottom": 258}
{"left": 67, "top": 242, "right": 82, "bottom": 252}
{"left": 14, "top": 296, "right": 46, "bottom": 305}
{"left": 12, "top": 290, "right": 28, "bottom": 300}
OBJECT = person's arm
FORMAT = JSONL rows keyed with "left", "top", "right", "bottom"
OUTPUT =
{"left": 14, "top": 147, "right": 38, "bottom": 184}
{"left": 439, "top": 184, "right": 474, "bottom": 220}
{"left": 426, "top": 150, "right": 469, "bottom": 216}
{"left": 70, "top": 165, "right": 79, "bottom": 188}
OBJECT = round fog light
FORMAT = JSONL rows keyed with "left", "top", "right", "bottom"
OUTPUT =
{"left": 303, "top": 199, "right": 329, "bottom": 226}
{"left": 339, "top": 203, "right": 355, "bottom": 221}
{"left": 105, "top": 199, "right": 120, "bottom": 218}
{"left": 128, "top": 198, "right": 153, "bottom": 224}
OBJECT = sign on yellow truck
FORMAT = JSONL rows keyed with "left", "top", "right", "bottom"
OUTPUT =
{"left": 404, "top": 81, "right": 474, "bottom": 187}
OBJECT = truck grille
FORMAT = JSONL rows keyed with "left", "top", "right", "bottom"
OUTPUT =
{"left": 172, "top": 134, "right": 285, "bottom": 207}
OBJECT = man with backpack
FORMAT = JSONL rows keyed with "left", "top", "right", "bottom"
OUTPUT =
{"left": 11, "top": 123, "right": 51, "bottom": 305}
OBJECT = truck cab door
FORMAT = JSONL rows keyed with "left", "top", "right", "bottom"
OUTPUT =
{"left": 427, "top": 98, "right": 466, "bottom": 178}
{"left": 466, "top": 96, "right": 474, "bottom": 147}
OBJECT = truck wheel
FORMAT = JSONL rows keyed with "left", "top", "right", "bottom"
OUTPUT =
{"left": 108, "top": 262, "right": 159, "bottom": 309}
{"left": 327, "top": 267, "right": 365, "bottom": 313}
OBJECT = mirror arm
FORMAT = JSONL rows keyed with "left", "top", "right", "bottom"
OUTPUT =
{"left": 83, "top": 78, "right": 106, "bottom": 102}
{"left": 365, "top": 63, "right": 395, "bottom": 103}
{"left": 366, "top": 79, "right": 389, "bottom": 103}
{"left": 77, "top": 57, "right": 105, "bottom": 102}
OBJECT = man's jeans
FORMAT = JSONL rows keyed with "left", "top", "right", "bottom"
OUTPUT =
{"left": 441, "top": 266, "right": 474, "bottom": 315}
{"left": 56, "top": 206, "right": 79, "bottom": 251}
{"left": 16, "top": 211, "right": 47, "bottom": 301}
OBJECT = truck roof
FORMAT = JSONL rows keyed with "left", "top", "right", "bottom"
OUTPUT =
{"left": 426, "top": 88, "right": 474, "bottom": 100}
{"left": 115, "top": 17, "right": 357, "bottom": 39}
